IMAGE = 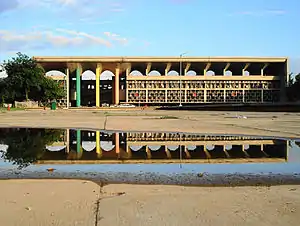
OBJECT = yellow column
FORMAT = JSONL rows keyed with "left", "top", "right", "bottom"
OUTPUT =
{"left": 184, "top": 63, "right": 191, "bottom": 75}
{"left": 184, "top": 146, "right": 191, "bottom": 159}
{"left": 242, "top": 63, "right": 250, "bottom": 75}
{"left": 165, "top": 146, "right": 171, "bottom": 159}
{"left": 96, "top": 64, "right": 102, "bottom": 107}
{"left": 223, "top": 63, "right": 230, "bottom": 75}
{"left": 146, "top": 146, "right": 151, "bottom": 159}
{"left": 65, "top": 68, "right": 70, "bottom": 109}
{"left": 115, "top": 67, "right": 120, "bottom": 105}
{"left": 115, "top": 133, "right": 120, "bottom": 158}
{"left": 204, "top": 63, "right": 211, "bottom": 76}
{"left": 66, "top": 129, "right": 70, "bottom": 153}
{"left": 165, "top": 63, "right": 172, "bottom": 75}
{"left": 96, "top": 131, "right": 102, "bottom": 158}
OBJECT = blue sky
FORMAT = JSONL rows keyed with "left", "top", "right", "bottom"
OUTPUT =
{"left": 0, "top": 0, "right": 299, "bottom": 72}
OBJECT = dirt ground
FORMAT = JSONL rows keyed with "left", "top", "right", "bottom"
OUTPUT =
{"left": 0, "top": 180, "right": 299, "bottom": 226}
{"left": 0, "top": 109, "right": 300, "bottom": 138}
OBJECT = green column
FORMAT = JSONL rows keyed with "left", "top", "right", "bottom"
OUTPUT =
{"left": 76, "top": 130, "right": 81, "bottom": 153}
{"left": 76, "top": 67, "right": 81, "bottom": 107}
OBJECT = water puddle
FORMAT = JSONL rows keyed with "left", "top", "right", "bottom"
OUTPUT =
{"left": 1, "top": 128, "right": 300, "bottom": 185}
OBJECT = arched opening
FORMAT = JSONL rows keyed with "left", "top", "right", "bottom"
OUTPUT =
{"left": 186, "top": 70, "right": 197, "bottom": 76}
{"left": 224, "top": 70, "right": 232, "bottom": 76}
{"left": 81, "top": 70, "right": 96, "bottom": 107}
{"left": 130, "top": 145, "right": 143, "bottom": 151}
{"left": 82, "top": 141, "right": 96, "bottom": 152}
{"left": 100, "top": 70, "right": 115, "bottom": 106}
{"left": 45, "top": 146, "right": 66, "bottom": 152}
{"left": 46, "top": 70, "right": 66, "bottom": 79}
{"left": 148, "top": 145, "right": 161, "bottom": 151}
{"left": 187, "top": 145, "right": 196, "bottom": 150}
{"left": 225, "top": 144, "right": 232, "bottom": 150}
{"left": 243, "top": 70, "right": 250, "bottom": 76}
{"left": 206, "top": 70, "right": 215, "bottom": 76}
{"left": 244, "top": 144, "right": 250, "bottom": 150}
{"left": 45, "top": 70, "right": 67, "bottom": 108}
{"left": 148, "top": 70, "right": 161, "bottom": 76}
{"left": 101, "top": 141, "right": 115, "bottom": 152}
{"left": 167, "top": 70, "right": 179, "bottom": 76}
{"left": 167, "top": 145, "right": 179, "bottom": 151}
{"left": 206, "top": 145, "right": 215, "bottom": 151}
{"left": 130, "top": 70, "right": 144, "bottom": 76}
{"left": 82, "top": 70, "right": 96, "bottom": 80}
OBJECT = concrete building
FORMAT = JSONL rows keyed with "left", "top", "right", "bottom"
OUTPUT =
{"left": 34, "top": 56, "right": 289, "bottom": 107}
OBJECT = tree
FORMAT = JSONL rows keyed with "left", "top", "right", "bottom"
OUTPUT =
{"left": 3, "top": 53, "right": 45, "bottom": 101}
{"left": 0, "top": 128, "right": 64, "bottom": 169}
{"left": 40, "top": 77, "right": 65, "bottom": 105}
{"left": 1, "top": 52, "right": 65, "bottom": 104}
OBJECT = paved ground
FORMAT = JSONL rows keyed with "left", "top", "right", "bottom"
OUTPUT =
{"left": 0, "top": 109, "right": 300, "bottom": 138}
{"left": 0, "top": 180, "right": 299, "bottom": 226}
{"left": 1, "top": 109, "right": 300, "bottom": 225}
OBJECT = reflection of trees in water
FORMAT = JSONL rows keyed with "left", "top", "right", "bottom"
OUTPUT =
{"left": 0, "top": 128, "right": 64, "bottom": 169}
{"left": 296, "top": 142, "right": 300, "bottom": 148}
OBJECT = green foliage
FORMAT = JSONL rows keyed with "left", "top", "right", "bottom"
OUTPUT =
{"left": 0, "top": 52, "right": 65, "bottom": 105}
{"left": 0, "top": 128, "right": 64, "bottom": 169}
{"left": 40, "top": 78, "right": 65, "bottom": 105}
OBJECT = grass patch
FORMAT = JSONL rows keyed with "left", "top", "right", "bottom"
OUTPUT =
{"left": 159, "top": 115, "right": 179, "bottom": 119}
{"left": 103, "top": 112, "right": 135, "bottom": 117}
{"left": 0, "top": 107, "right": 25, "bottom": 112}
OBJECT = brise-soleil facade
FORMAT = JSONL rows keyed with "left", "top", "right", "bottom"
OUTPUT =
{"left": 34, "top": 56, "right": 289, "bottom": 108}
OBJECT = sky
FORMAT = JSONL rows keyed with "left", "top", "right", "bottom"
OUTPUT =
{"left": 0, "top": 0, "right": 299, "bottom": 73}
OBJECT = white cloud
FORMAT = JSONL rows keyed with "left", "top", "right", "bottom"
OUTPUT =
{"left": 56, "top": 28, "right": 112, "bottom": 47}
{"left": 229, "top": 9, "right": 286, "bottom": 17}
{"left": 1, "top": 0, "right": 127, "bottom": 22}
{"left": 104, "top": 31, "right": 128, "bottom": 45}
{"left": 57, "top": 0, "right": 76, "bottom": 5}
{"left": 0, "top": 29, "right": 114, "bottom": 52}
{"left": 0, "top": 28, "right": 133, "bottom": 53}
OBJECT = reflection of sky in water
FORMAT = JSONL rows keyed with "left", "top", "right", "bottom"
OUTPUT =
{"left": 206, "top": 145, "right": 214, "bottom": 151}
{"left": 82, "top": 141, "right": 96, "bottom": 152}
{"left": 1, "top": 133, "right": 300, "bottom": 176}
{"left": 46, "top": 146, "right": 66, "bottom": 151}
{"left": 101, "top": 141, "right": 115, "bottom": 151}
{"left": 130, "top": 146, "right": 143, "bottom": 151}
{"left": 288, "top": 141, "right": 300, "bottom": 163}
{"left": 0, "top": 144, "right": 9, "bottom": 165}
{"left": 167, "top": 145, "right": 179, "bottom": 151}
{"left": 225, "top": 145, "right": 232, "bottom": 150}
{"left": 187, "top": 145, "right": 196, "bottom": 150}
{"left": 1, "top": 143, "right": 300, "bottom": 175}
{"left": 148, "top": 145, "right": 160, "bottom": 151}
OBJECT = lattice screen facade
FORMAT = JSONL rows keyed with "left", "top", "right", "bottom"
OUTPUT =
{"left": 127, "top": 80, "right": 281, "bottom": 104}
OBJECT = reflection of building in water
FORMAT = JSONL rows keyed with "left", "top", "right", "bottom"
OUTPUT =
{"left": 37, "top": 130, "right": 288, "bottom": 164}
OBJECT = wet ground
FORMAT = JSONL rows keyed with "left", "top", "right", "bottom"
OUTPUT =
{"left": 1, "top": 128, "right": 300, "bottom": 186}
